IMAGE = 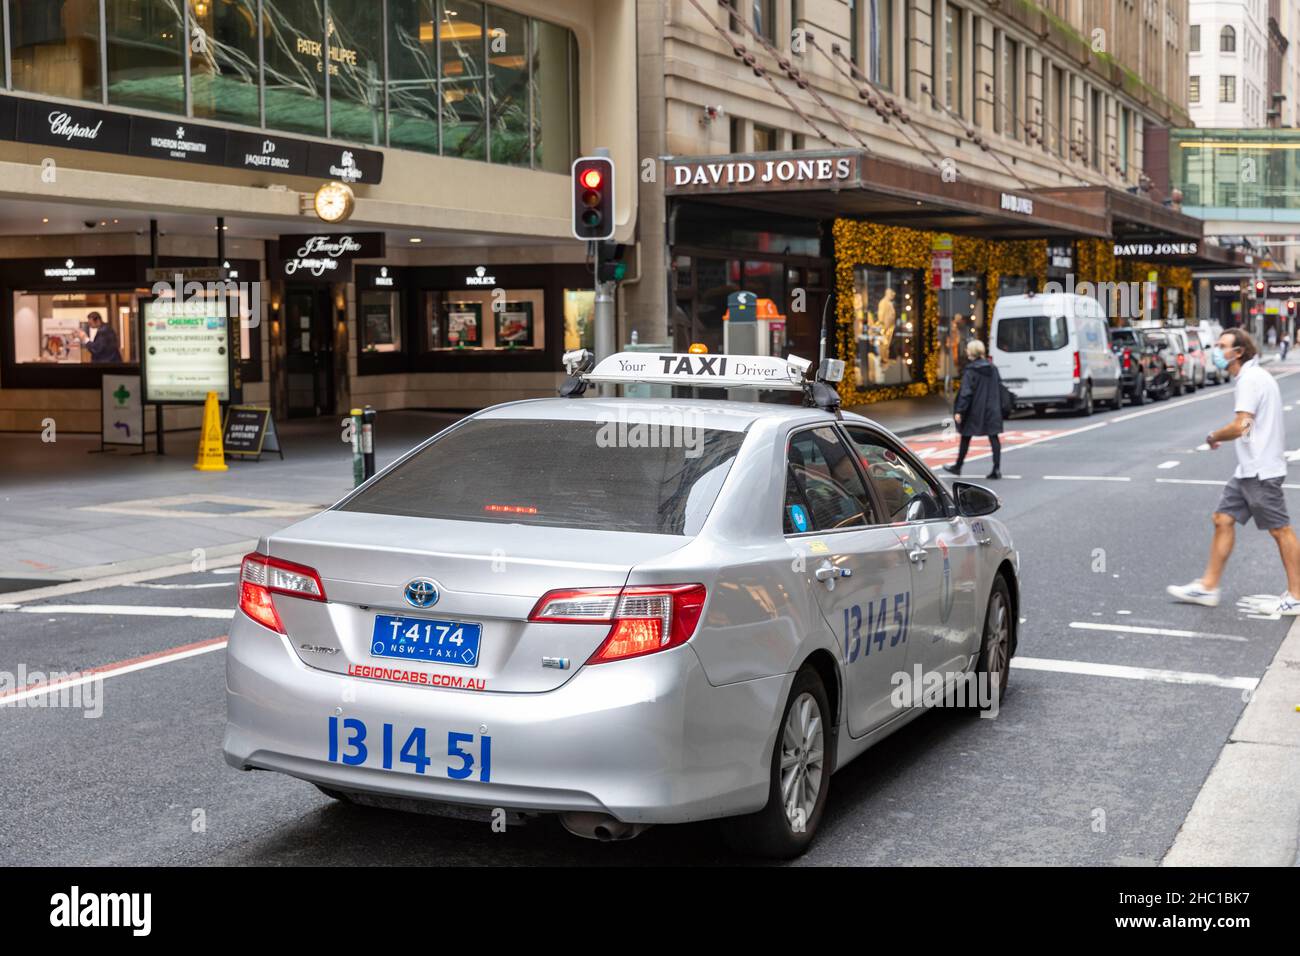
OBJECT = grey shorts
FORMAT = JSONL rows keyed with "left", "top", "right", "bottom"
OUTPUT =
{"left": 1216, "top": 476, "right": 1291, "bottom": 530}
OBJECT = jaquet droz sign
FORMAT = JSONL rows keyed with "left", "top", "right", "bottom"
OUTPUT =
{"left": 0, "top": 92, "right": 384, "bottom": 184}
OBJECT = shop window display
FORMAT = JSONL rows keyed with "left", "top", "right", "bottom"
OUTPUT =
{"left": 13, "top": 292, "right": 138, "bottom": 367}
{"left": 423, "top": 288, "right": 544, "bottom": 351}
{"left": 851, "top": 267, "right": 919, "bottom": 388}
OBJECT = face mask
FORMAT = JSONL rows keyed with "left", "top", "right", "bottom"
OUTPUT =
{"left": 1211, "top": 347, "right": 1233, "bottom": 371}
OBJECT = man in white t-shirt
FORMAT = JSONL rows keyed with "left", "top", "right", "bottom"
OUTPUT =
{"left": 1168, "top": 328, "right": 1300, "bottom": 614}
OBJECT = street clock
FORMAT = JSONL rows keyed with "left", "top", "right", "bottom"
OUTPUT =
{"left": 312, "top": 181, "right": 355, "bottom": 224}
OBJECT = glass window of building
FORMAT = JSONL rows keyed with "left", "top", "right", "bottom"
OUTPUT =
{"left": 1189, "top": 75, "right": 1200, "bottom": 103}
{"left": 106, "top": 0, "right": 186, "bottom": 114}
{"left": 359, "top": 289, "right": 404, "bottom": 353}
{"left": 13, "top": 291, "right": 139, "bottom": 368}
{"left": 851, "top": 267, "right": 920, "bottom": 389}
{"left": 869, "top": 0, "right": 892, "bottom": 89}
{"left": 944, "top": 5, "right": 962, "bottom": 115}
{"left": 1189, "top": 24, "right": 1200, "bottom": 52}
{"left": 387, "top": 0, "right": 439, "bottom": 154}
{"left": 326, "top": 0, "right": 385, "bottom": 145}
{"left": 753, "top": 123, "right": 777, "bottom": 151}
{"left": 423, "top": 288, "right": 544, "bottom": 351}
{"left": 753, "top": 0, "right": 777, "bottom": 41}
{"left": 487, "top": 5, "right": 529, "bottom": 165}
{"left": 262, "top": 0, "right": 326, "bottom": 136}
{"left": 1220, "top": 25, "right": 1235, "bottom": 53}
{"left": 10, "top": 0, "right": 102, "bottom": 102}
{"left": 441, "top": 0, "right": 488, "bottom": 162}
{"left": 1220, "top": 74, "right": 1236, "bottom": 103}
{"left": 530, "top": 18, "right": 578, "bottom": 171}
{"left": 1003, "top": 37, "right": 1019, "bottom": 139}
{"left": 190, "top": 0, "right": 262, "bottom": 125}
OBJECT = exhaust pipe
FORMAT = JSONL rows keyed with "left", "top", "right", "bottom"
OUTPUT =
{"left": 559, "top": 811, "right": 652, "bottom": 842}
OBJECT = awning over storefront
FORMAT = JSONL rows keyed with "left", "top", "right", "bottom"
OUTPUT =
{"left": 665, "top": 149, "right": 1112, "bottom": 240}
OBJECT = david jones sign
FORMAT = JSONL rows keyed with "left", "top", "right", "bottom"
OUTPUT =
{"left": 671, "top": 156, "right": 856, "bottom": 189}
{"left": 1113, "top": 241, "right": 1199, "bottom": 257}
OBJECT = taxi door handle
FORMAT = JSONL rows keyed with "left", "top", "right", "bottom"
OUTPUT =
{"left": 814, "top": 561, "right": 852, "bottom": 584}
{"left": 908, "top": 547, "right": 928, "bottom": 565}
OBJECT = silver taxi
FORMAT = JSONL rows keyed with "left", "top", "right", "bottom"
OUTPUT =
{"left": 223, "top": 350, "right": 1019, "bottom": 858}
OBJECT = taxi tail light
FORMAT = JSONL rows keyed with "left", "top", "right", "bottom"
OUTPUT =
{"left": 238, "top": 552, "right": 326, "bottom": 634}
{"left": 528, "top": 584, "right": 707, "bottom": 664}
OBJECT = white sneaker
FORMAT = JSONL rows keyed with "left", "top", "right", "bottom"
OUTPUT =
{"left": 1166, "top": 581, "right": 1221, "bottom": 607}
{"left": 1277, "top": 592, "right": 1300, "bottom": 616}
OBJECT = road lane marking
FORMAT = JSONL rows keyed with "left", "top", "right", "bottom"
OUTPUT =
{"left": 1157, "top": 460, "right": 1181, "bottom": 469}
{"left": 0, "top": 636, "right": 228, "bottom": 707}
{"left": 133, "top": 582, "right": 234, "bottom": 590}
{"left": 1156, "top": 478, "right": 1222, "bottom": 486}
{"left": 1011, "top": 656, "right": 1258, "bottom": 691}
{"left": 11, "top": 604, "right": 234, "bottom": 620}
{"left": 1069, "top": 621, "right": 1248, "bottom": 643}
{"left": 1042, "top": 475, "right": 1131, "bottom": 482}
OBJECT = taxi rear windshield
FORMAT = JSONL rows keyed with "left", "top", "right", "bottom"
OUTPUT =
{"left": 337, "top": 417, "right": 748, "bottom": 535}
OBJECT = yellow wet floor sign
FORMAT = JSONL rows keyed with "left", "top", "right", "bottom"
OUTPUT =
{"left": 194, "top": 391, "right": 228, "bottom": 472}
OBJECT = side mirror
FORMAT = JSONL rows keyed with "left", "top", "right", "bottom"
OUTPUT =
{"left": 953, "top": 480, "right": 1000, "bottom": 517}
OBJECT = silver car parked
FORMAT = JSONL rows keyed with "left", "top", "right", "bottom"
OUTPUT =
{"left": 224, "top": 351, "right": 1020, "bottom": 857}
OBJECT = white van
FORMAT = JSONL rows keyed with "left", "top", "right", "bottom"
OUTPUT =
{"left": 990, "top": 292, "right": 1122, "bottom": 416}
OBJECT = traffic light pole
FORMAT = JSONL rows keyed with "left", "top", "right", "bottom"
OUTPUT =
{"left": 592, "top": 242, "right": 616, "bottom": 396}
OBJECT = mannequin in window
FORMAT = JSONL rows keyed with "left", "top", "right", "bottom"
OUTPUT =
{"left": 878, "top": 288, "right": 897, "bottom": 371}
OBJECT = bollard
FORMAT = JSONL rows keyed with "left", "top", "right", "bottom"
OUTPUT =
{"left": 350, "top": 407, "right": 364, "bottom": 487}
{"left": 361, "top": 405, "right": 376, "bottom": 481}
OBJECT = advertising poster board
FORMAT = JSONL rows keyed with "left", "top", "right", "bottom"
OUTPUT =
{"left": 101, "top": 374, "right": 144, "bottom": 447}
{"left": 142, "top": 297, "right": 232, "bottom": 404}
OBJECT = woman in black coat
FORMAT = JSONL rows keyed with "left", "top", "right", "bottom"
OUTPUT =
{"left": 942, "top": 339, "right": 1004, "bottom": 479}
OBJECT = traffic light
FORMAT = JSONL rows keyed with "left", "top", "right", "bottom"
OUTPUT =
{"left": 596, "top": 241, "right": 627, "bottom": 283}
{"left": 1254, "top": 279, "right": 1267, "bottom": 300}
{"left": 571, "top": 156, "right": 615, "bottom": 241}
{"left": 1288, "top": 299, "right": 1296, "bottom": 318}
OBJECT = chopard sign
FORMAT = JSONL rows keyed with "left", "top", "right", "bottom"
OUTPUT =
{"left": 48, "top": 111, "right": 103, "bottom": 143}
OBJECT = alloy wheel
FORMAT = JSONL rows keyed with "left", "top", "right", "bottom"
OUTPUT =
{"left": 780, "top": 692, "right": 825, "bottom": 831}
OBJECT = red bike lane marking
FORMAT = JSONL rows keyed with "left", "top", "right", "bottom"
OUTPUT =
{"left": 905, "top": 429, "right": 1066, "bottom": 466}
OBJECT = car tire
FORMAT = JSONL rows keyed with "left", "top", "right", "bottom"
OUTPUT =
{"left": 1130, "top": 376, "right": 1146, "bottom": 406}
{"left": 1077, "top": 384, "right": 1093, "bottom": 416}
{"left": 720, "top": 667, "right": 831, "bottom": 860}
{"left": 968, "top": 575, "right": 1013, "bottom": 710}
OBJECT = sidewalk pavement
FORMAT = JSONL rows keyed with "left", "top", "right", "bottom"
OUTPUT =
{"left": 846, "top": 391, "right": 954, "bottom": 437}
{"left": 0, "top": 410, "right": 459, "bottom": 586}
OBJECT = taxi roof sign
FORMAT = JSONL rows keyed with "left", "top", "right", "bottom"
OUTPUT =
{"left": 579, "top": 351, "right": 807, "bottom": 391}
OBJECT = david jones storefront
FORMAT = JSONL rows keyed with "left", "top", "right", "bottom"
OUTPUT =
{"left": 663, "top": 149, "right": 1196, "bottom": 407}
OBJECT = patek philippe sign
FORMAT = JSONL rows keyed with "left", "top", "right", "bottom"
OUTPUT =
{"left": 667, "top": 152, "right": 860, "bottom": 193}
{"left": 273, "top": 232, "right": 385, "bottom": 282}
{"left": 1112, "top": 240, "right": 1200, "bottom": 258}
{"left": 0, "top": 93, "right": 384, "bottom": 183}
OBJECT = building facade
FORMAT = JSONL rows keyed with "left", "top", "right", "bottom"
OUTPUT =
{"left": 1188, "top": 0, "right": 1269, "bottom": 127}
{"left": 628, "top": 0, "right": 1204, "bottom": 405}
{"left": 0, "top": 0, "right": 636, "bottom": 434}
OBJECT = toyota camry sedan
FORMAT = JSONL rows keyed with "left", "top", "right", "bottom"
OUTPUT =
{"left": 224, "top": 350, "right": 1019, "bottom": 858}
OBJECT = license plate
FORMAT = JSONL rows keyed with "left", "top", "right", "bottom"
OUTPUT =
{"left": 370, "top": 614, "right": 482, "bottom": 668}
{"left": 328, "top": 716, "right": 492, "bottom": 781}
{"left": 1003, "top": 379, "right": 1027, "bottom": 389}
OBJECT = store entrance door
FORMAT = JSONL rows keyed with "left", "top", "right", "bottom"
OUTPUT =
{"left": 284, "top": 287, "right": 335, "bottom": 418}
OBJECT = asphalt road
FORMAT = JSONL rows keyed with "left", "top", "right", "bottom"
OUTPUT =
{"left": 2, "top": 367, "right": 1297, "bottom": 866}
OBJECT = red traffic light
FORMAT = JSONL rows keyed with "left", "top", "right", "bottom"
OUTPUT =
{"left": 571, "top": 156, "right": 615, "bottom": 241}
{"left": 580, "top": 168, "right": 603, "bottom": 190}
{"left": 1255, "top": 280, "right": 1267, "bottom": 295}
{"left": 1289, "top": 299, "right": 1297, "bottom": 314}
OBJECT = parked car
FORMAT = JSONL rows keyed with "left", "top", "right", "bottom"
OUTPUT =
{"left": 1166, "top": 328, "right": 1202, "bottom": 393}
{"left": 1108, "top": 326, "right": 1164, "bottom": 405}
{"left": 991, "top": 293, "right": 1123, "bottom": 416}
{"left": 1192, "top": 327, "right": 1224, "bottom": 385}
{"left": 1140, "top": 330, "right": 1186, "bottom": 400}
